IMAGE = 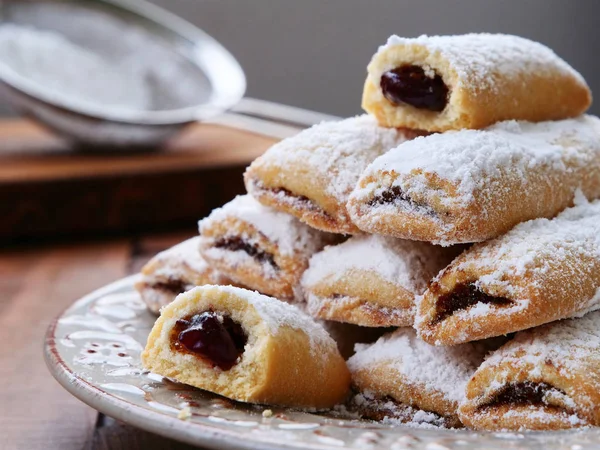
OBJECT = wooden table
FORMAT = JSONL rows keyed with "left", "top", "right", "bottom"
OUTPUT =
{"left": 0, "top": 229, "right": 210, "bottom": 450}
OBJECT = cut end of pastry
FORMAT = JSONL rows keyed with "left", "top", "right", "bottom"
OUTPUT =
{"left": 142, "top": 285, "right": 350, "bottom": 409}
{"left": 245, "top": 177, "right": 361, "bottom": 234}
{"left": 363, "top": 34, "right": 592, "bottom": 131}
{"left": 459, "top": 381, "right": 589, "bottom": 431}
{"left": 362, "top": 68, "right": 463, "bottom": 133}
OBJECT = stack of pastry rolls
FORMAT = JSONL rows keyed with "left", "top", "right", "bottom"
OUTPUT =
{"left": 139, "top": 33, "right": 600, "bottom": 432}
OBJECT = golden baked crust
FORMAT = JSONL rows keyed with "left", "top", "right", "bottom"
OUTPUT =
{"left": 302, "top": 235, "right": 460, "bottom": 327}
{"left": 458, "top": 313, "right": 600, "bottom": 430}
{"left": 142, "top": 285, "right": 350, "bottom": 409}
{"left": 348, "top": 329, "right": 491, "bottom": 427}
{"left": 305, "top": 271, "right": 415, "bottom": 327}
{"left": 363, "top": 34, "right": 591, "bottom": 131}
{"left": 416, "top": 199, "right": 600, "bottom": 345}
{"left": 198, "top": 195, "right": 332, "bottom": 301}
{"left": 135, "top": 237, "right": 231, "bottom": 314}
{"left": 244, "top": 115, "right": 421, "bottom": 234}
{"left": 348, "top": 116, "right": 600, "bottom": 245}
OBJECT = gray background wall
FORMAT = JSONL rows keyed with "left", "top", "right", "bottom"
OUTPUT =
{"left": 150, "top": 0, "right": 600, "bottom": 117}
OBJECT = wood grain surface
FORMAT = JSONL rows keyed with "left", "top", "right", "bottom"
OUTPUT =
{"left": 0, "top": 119, "right": 281, "bottom": 242}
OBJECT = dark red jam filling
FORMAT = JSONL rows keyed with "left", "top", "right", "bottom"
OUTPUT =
{"left": 434, "top": 283, "right": 512, "bottom": 323}
{"left": 367, "top": 186, "right": 437, "bottom": 216}
{"left": 172, "top": 310, "right": 248, "bottom": 370}
{"left": 484, "top": 382, "right": 562, "bottom": 408}
{"left": 380, "top": 65, "right": 449, "bottom": 111}
{"left": 214, "top": 237, "right": 277, "bottom": 269}
{"left": 151, "top": 279, "right": 189, "bottom": 296}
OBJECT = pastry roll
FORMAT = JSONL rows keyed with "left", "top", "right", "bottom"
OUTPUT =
{"left": 142, "top": 285, "right": 350, "bottom": 408}
{"left": 348, "top": 328, "right": 491, "bottom": 427}
{"left": 135, "top": 237, "right": 231, "bottom": 314}
{"left": 348, "top": 115, "right": 600, "bottom": 245}
{"left": 416, "top": 197, "right": 600, "bottom": 345}
{"left": 199, "top": 195, "right": 332, "bottom": 301}
{"left": 363, "top": 33, "right": 591, "bottom": 132}
{"left": 458, "top": 311, "right": 600, "bottom": 430}
{"left": 244, "top": 115, "right": 421, "bottom": 234}
{"left": 302, "top": 235, "right": 460, "bottom": 327}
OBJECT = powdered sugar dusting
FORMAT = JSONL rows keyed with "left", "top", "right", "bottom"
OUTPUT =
{"left": 251, "top": 115, "right": 413, "bottom": 206}
{"left": 463, "top": 311, "right": 600, "bottom": 427}
{"left": 349, "top": 391, "right": 451, "bottom": 428}
{"left": 466, "top": 198, "right": 600, "bottom": 303}
{"left": 198, "top": 195, "right": 327, "bottom": 257}
{"left": 379, "top": 34, "right": 586, "bottom": 90}
{"left": 201, "top": 246, "right": 278, "bottom": 279}
{"left": 483, "top": 310, "right": 600, "bottom": 376}
{"left": 354, "top": 116, "right": 600, "bottom": 216}
{"left": 209, "top": 285, "right": 336, "bottom": 350}
{"left": 147, "top": 237, "right": 208, "bottom": 278}
{"left": 302, "top": 235, "right": 455, "bottom": 294}
{"left": 498, "top": 408, "right": 586, "bottom": 427}
{"left": 348, "top": 328, "right": 488, "bottom": 404}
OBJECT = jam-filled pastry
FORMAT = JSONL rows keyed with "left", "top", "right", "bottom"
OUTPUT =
{"left": 142, "top": 285, "right": 350, "bottom": 408}
{"left": 199, "top": 195, "right": 332, "bottom": 301}
{"left": 347, "top": 328, "right": 491, "bottom": 427}
{"left": 135, "top": 237, "right": 231, "bottom": 314}
{"left": 348, "top": 115, "right": 600, "bottom": 245}
{"left": 416, "top": 197, "right": 600, "bottom": 346}
{"left": 301, "top": 235, "right": 460, "bottom": 327}
{"left": 363, "top": 33, "right": 591, "bottom": 132}
{"left": 458, "top": 311, "right": 600, "bottom": 430}
{"left": 244, "top": 115, "right": 422, "bottom": 234}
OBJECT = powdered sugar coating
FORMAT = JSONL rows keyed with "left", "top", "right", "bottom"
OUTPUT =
{"left": 302, "top": 235, "right": 452, "bottom": 294}
{"left": 378, "top": 34, "right": 586, "bottom": 91}
{"left": 483, "top": 310, "right": 600, "bottom": 375}
{"left": 351, "top": 116, "right": 600, "bottom": 246}
{"left": 415, "top": 197, "right": 600, "bottom": 346}
{"left": 146, "top": 237, "right": 208, "bottom": 279}
{"left": 199, "top": 195, "right": 326, "bottom": 257}
{"left": 251, "top": 115, "right": 413, "bottom": 205}
{"left": 465, "top": 198, "right": 600, "bottom": 304}
{"left": 348, "top": 328, "right": 488, "bottom": 404}
{"left": 355, "top": 115, "right": 600, "bottom": 212}
{"left": 461, "top": 311, "right": 600, "bottom": 427}
{"left": 350, "top": 391, "right": 451, "bottom": 428}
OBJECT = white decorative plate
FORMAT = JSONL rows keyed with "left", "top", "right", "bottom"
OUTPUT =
{"left": 44, "top": 276, "right": 600, "bottom": 449}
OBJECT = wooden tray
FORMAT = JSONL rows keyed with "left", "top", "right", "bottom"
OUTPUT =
{"left": 1, "top": 101, "right": 331, "bottom": 242}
